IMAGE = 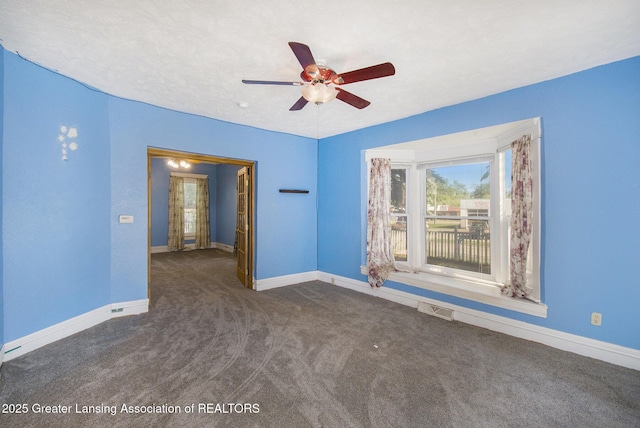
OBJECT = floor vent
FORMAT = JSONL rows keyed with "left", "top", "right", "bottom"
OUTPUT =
{"left": 417, "top": 302, "right": 454, "bottom": 321}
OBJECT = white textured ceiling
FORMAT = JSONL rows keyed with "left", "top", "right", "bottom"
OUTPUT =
{"left": 1, "top": 1, "right": 639, "bottom": 138}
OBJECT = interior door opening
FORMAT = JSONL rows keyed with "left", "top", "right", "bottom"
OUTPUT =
{"left": 147, "top": 148, "right": 255, "bottom": 300}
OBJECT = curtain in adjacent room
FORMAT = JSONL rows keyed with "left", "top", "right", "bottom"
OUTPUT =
{"left": 502, "top": 135, "right": 533, "bottom": 298}
{"left": 168, "top": 175, "right": 185, "bottom": 251}
{"left": 195, "top": 178, "right": 210, "bottom": 249}
{"left": 366, "top": 158, "right": 396, "bottom": 288}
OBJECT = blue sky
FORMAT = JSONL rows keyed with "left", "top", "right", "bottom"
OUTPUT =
{"left": 431, "top": 152, "right": 512, "bottom": 194}
{"left": 434, "top": 162, "right": 490, "bottom": 191}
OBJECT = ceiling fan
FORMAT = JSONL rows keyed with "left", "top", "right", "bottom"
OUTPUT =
{"left": 242, "top": 42, "right": 395, "bottom": 111}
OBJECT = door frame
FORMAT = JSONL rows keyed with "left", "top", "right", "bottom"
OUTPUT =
{"left": 147, "top": 147, "right": 256, "bottom": 298}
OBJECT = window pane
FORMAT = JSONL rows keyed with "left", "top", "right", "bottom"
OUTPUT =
{"left": 425, "top": 162, "right": 490, "bottom": 213}
{"left": 184, "top": 181, "right": 197, "bottom": 235}
{"left": 391, "top": 169, "right": 406, "bottom": 214}
{"left": 504, "top": 149, "right": 512, "bottom": 217}
{"left": 424, "top": 162, "right": 491, "bottom": 274}
{"left": 391, "top": 168, "right": 407, "bottom": 261}
{"left": 391, "top": 215, "right": 407, "bottom": 262}
{"left": 425, "top": 219, "right": 491, "bottom": 274}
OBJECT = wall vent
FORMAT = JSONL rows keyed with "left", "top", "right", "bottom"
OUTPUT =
{"left": 417, "top": 302, "right": 454, "bottom": 321}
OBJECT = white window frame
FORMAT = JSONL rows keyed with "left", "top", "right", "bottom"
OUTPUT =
{"left": 364, "top": 118, "right": 546, "bottom": 317}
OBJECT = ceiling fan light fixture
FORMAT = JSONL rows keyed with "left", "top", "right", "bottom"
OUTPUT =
{"left": 242, "top": 42, "right": 394, "bottom": 110}
{"left": 301, "top": 83, "right": 338, "bottom": 104}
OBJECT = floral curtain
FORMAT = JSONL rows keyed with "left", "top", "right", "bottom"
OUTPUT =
{"left": 366, "top": 158, "right": 396, "bottom": 288}
{"left": 195, "top": 178, "right": 210, "bottom": 249}
{"left": 168, "top": 175, "right": 185, "bottom": 251}
{"left": 501, "top": 135, "right": 533, "bottom": 298}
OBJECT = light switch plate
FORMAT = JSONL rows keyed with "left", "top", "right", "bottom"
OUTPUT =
{"left": 119, "top": 215, "right": 134, "bottom": 224}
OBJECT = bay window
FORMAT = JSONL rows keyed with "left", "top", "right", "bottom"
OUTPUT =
{"left": 364, "top": 118, "right": 545, "bottom": 317}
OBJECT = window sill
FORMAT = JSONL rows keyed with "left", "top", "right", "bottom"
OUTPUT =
{"left": 360, "top": 266, "right": 547, "bottom": 318}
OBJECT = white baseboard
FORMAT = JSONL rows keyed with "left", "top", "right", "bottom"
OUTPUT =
{"left": 2, "top": 299, "right": 149, "bottom": 363}
{"left": 254, "top": 270, "right": 319, "bottom": 291}
{"left": 212, "top": 242, "right": 234, "bottom": 253}
{"left": 110, "top": 299, "right": 149, "bottom": 318}
{"left": 151, "top": 242, "right": 234, "bottom": 254}
{"left": 4, "top": 272, "right": 637, "bottom": 371}
{"left": 320, "top": 272, "right": 640, "bottom": 371}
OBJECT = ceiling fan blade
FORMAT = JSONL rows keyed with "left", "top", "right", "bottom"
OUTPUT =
{"left": 289, "top": 96, "right": 309, "bottom": 111}
{"left": 333, "top": 62, "right": 395, "bottom": 85}
{"left": 288, "top": 42, "right": 316, "bottom": 70}
{"left": 336, "top": 89, "right": 371, "bottom": 109}
{"left": 242, "top": 79, "right": 302, "bottom": 86}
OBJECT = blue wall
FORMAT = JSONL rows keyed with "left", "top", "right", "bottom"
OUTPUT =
{"left": 2, "top": 49, "right": 318, "bottom": 342}
{"left": 107, "top": 97, "right": 318, "bottom": 296}
{"left": 150, "top": 159, "right": 241, "bottom": 248}
{"left": 150, "top": 158, "right": 220, "bottom": 247}
{"left": 216, "top": 164, "right": 243, "bottom": 247}
{"left": 3, "top": 51, "right": 112, "bottom": 341}
{"left": 318, "top": 56, "right": 640, "bottom": 350}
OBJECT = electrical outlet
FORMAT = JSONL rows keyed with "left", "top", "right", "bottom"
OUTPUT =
{"left": 590, "top": 312, "right": 602, "bottom": 326}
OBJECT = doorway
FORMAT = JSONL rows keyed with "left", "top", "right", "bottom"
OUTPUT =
{"left": 147, "top": 148, "right": 255, "bottom": 298}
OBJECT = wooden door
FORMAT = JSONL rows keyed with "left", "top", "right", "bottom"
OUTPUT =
{"left": 236, "top": 167, "right": 251, "bottom": 288}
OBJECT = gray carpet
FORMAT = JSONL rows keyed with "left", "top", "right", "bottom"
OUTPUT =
{"left": 1, "top": 249, "right": 638, "bottom": 427}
